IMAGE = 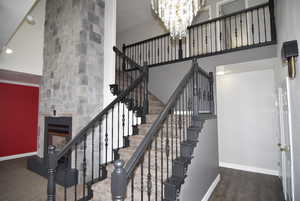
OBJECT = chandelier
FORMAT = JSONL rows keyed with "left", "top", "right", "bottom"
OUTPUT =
{"left": 151, "top": 0, "right": 206, "bottom": 39}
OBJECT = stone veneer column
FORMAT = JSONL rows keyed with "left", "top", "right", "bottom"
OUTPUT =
{"left": 38, "top": 0, "right": 105, "bottom": 157}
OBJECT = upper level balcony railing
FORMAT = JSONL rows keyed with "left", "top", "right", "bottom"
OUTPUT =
{"left": 122, "top": 0, "right": 276, "bottom": 69}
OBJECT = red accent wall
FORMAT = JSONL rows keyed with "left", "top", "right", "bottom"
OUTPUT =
{"left": 0, "top": 83, "right": 39, "bottom": 157}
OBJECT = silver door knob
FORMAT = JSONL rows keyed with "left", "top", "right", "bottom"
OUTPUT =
{"left": 280, "top": 146, "right": 289, "bottom": 152}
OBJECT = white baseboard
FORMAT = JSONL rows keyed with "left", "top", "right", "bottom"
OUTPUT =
{"left": 219, "top": 162, "right": 279, "bottom": 176}
{"left": 201, "top": 174, "right": 221, "bottom": 201}
{"left": 0, "top": 152, "right": 37, "bottom": 161}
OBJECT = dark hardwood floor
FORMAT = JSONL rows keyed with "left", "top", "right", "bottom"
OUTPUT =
{"left": 209, "top": 168, "right": 285, "bottom": 201}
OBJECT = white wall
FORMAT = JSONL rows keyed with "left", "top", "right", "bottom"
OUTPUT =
{"left": 180, "top": 118, "right": 219, "bottom": 201}
{"left": 0, "top": 0, "right": 45, "bottom": 76}
{"left": 274, "top": 0, "right": 300, "bottom": 199}
{"left": 0, "top": 0, "right": 37, "bottom": 49}
{"left": 217, "top": 68, "right": 279, "bottom": 174}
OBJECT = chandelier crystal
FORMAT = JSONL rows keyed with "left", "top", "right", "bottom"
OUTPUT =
{"left": 151, "top": 0, "right": 206, "bottom": 39}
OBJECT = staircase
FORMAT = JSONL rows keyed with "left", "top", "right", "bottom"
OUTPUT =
{"left": 107, "top": 60, "right": 214, "bottom": 201}
{"left": 91, "top": 93, "right": 165, "bottom": 200}
{"left": 46, "top": 47, "right": 214, "bottom": 201}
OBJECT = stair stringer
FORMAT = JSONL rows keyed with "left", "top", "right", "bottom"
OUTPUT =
{"left": 163, "top": 116, "right": 207, "bottom": 201}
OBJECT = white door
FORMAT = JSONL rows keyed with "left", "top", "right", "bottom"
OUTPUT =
{"left": 278, "top": 78, "right": 294, "bottom": 201}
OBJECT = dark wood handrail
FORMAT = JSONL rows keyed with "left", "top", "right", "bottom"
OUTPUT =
{"left": 56, "top": 65, "right": 147, "bottom": 161}
{"left": 113, "top": 46, "right": 143, "bottom": 71}
{"left": 124, "top": 60, "right": 210, "bottom": 178}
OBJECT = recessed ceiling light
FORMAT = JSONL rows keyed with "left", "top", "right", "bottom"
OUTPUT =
{"left": 5, "top": 48, "right": 13, "bottom": 54}
{"left": 26, "top": 15, "right": 36, "bottom": 25}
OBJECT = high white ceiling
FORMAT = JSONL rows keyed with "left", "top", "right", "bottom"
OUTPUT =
{"left": 117, "top": 0, "right": 156, "bottom": 34}
{"left": 0, "top": 0, "right": 37, "bottom": 50}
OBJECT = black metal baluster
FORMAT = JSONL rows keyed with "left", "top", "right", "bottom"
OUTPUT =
{"left": 269, "top": 0, "right": 277, "bottom": 42}
{"left": 219, "top": 21, "right": 222, "bottom": 51}
{"left": 179, "top": 95, "right": 183, "bottom": 143}
{"left": 118, "top": 102, "right": 120, "bottom": 149}
{"left": 188, "top": 77, "right": 191, "bottom": 120}
{"left": 188, "top": 27, "right": 191, "bottom": 57}
{"left": 141, "top": 157, "right": 144, "bottom": 201}
{"left": 140, "top": 44, "right": 142, "bottom": 65}
{"left": 155, "top": 38, "right": 157, "bottom": 65}
{"left": 122, "top": 56, "right": 125, "bottom": 91}
{"left": 75, "top": 143, "right": 78, "bottom": 200}
{"left": 257, "top": 8, "right": 261, "bottom": 44}
{"left": 230, "top": 16, "right": 232, "bottom": 49}
{"left": 92, "top": 126, "right": 95, "bottom": 181}
{"left": 157, "top": 39, "right": 160, "bottom": 63}
{"left": 195, "top": 70, "right": 198, "bottom": 114}
{"left": 251, "top": 10, "right": 255, "bottom": 44}
{"left": 201, "top": 25, "right": 204, "bottom": 54}
{"left": 142, "top": 42, "right": 145, "bottom": 66}
{"left": 246, "top": 11, "right": 249, "bottom": 45}
{"left": 185, "top": 83, "right": 188, "bottom": 130}
{"left": 148, "top": 42, "right": 151, "bottom": 65}
{"left": 175, "top": 39, "right": 178, "bottom": 60}
{"left": 151, "top": 39, "right": 154, "bottom": 65}
{"left": 206, "top": 23, "right": 208, "bottom": 52}
{"left": 165, "top": 36, "right": 167, "bottom": 62}
{"left": 122, "top": 103, "right": 125, "bottom": 147}
{"left": 184, "top": 36, "right": 187, "bottom": 58}
{"left": 105, "top": 114, "right": 108, "bottom": 164}
{"left": 83, "top": 135, "right": 87, "bottom": 197}
{"left": 235, "top": 15, "right": 238, "bottom": 47}
{"left": 98, "top": 118, "right": 103, "bottom": 179}
{"left": 112, "top": 107, "right": 114, "bottom": 160}
{"left": 168, "top": 37, "right": 170, "bottom": 62}
{"left": 171, "top": 108, "right": 174, "bottom": 163}
{"left": 127, "top": 101, "right": 130, "bottom": 137}
{"left": 196, "top": 26, "right": 199, "bottom": 56}
{"left": 166, "top": 117, "right": 170, "bottom": 178}
{"left": 64, "top": 164, "right": 67, "bottom": 201}
{"left": 192, "top": 27, "right": 195, "bottom": 56}
{"left": 147, "top": 144, "right": 152, "bottom": 201}
{"left": 160, "top": 128, "right": 164, "bottom": 201}
{"left": 240, "top": 13, "right": 243, "bottom": 46}
{"left": 183, "top": 92, "right": 186, "bottom": 141}
{"left": 171, "top": 37, "right": 173, "bottom": 61}
{"left": 155, "top": 133, "right": 158, "bottom": 201}
{"left": 160, "top": 37, "right": 163, "bottom": 63}
{"left": 215, "top": 21, "right": 217, "bottom": 52}
{"left": 210, "top": 21, "right": 212, "bottom": 54}
{"left": 175, "top": 102, "right": 178, "bottom": 157}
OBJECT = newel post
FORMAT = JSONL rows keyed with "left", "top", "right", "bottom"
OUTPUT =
{"left": 47, "top": 145, "right": 57, "bottom": 201}
{"left": 209, "top": 72, "right": 215, "bottom": 114}
{"left": 111, "top": 160, "right": 127, "bottom": 201}
{"left": 269, "top": 0, "right": 277, "bottom": 42}
{"left": 143, "top": 62, "right": 149, "bottom": 115}
{"left": 178, "top": 39, "right": 183, "bottom": 59}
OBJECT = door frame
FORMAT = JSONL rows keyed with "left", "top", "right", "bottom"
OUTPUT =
{"left": 285, "top": 77, "right": 295, "bottom": 201}
{"left": 278, "top": 78, "right": 295, "bottom": 201}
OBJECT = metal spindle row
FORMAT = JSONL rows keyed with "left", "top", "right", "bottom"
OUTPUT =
{"left": 47, "top": 47, "right": 149, "bottom": 201}
{"left": 123, "top": 2, "right": 275, "bottom": 69}
{"left": 112, "top": 60, "right": 214, "bottom": 201}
